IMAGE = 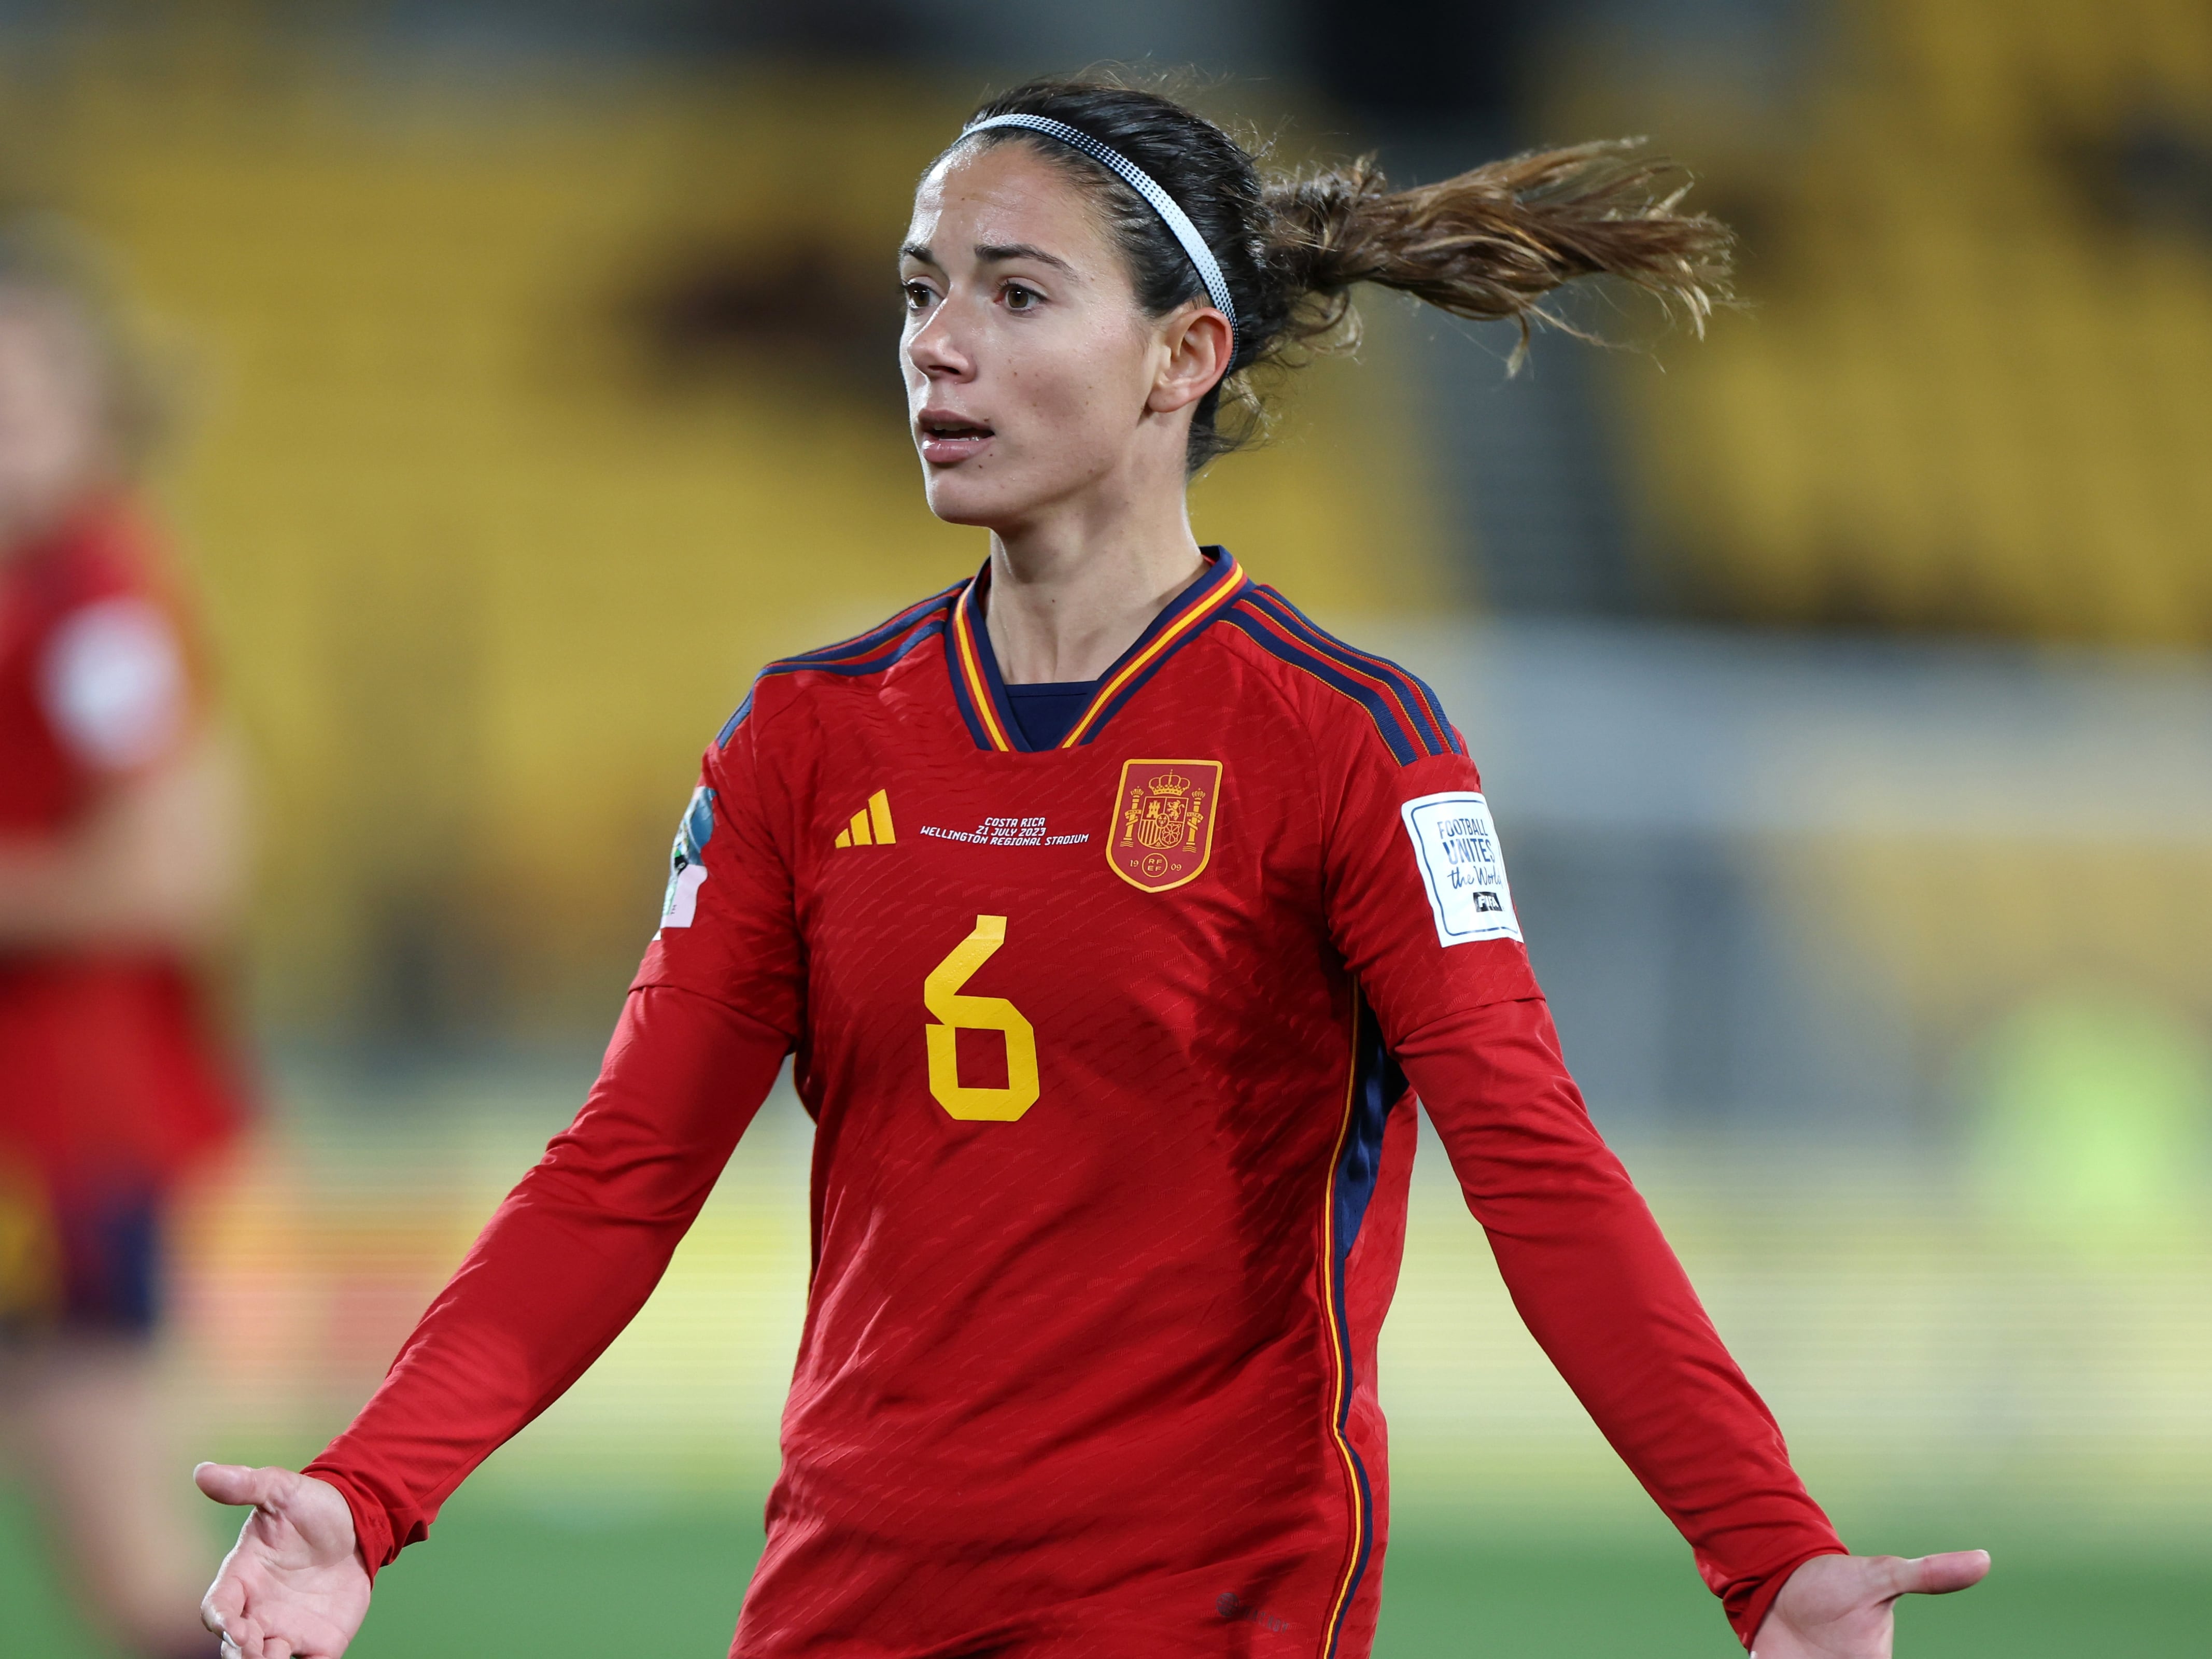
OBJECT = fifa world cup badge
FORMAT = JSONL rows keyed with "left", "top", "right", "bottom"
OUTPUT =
{"left": 659, "top": 786, "right": 715, "bottom": 931}
{"left": 1107, "top": 759, "right": 1223, "bottom": 892}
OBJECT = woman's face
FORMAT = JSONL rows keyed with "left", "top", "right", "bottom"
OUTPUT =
{"left": 0, "top": 295, "right": 106, "bottom": 549}
{"left": 899, "top": 139, "right": 1220, "bottom": 534}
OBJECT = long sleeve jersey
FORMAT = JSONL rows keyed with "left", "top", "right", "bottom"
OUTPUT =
{"left": 307, "top": 550, "right": 1843, "bottom": 1656}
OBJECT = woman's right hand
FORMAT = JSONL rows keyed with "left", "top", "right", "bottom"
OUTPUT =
{"left": 195, "top": 1463, "right": 372, "bottom": 1658}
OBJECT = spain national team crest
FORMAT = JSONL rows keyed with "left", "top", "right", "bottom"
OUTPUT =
{"left": 1108, "top": 758, "right": 1223, "bottom": 892}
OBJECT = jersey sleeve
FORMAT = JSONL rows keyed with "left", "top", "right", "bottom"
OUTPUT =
{"left": 631, "top": 702, "right": 807, "bottom": 1038}
{"left": 1317, "top": 727, "right": 1541, "bottom": 1041}
{"left": 1317, "top": 720, "right": 1843, "bottom": 1649}
{"left": 303, "top": 983, "right": 788, "bottom": 1573}
{"left": 1397, "top": 1001, "right": 1845, "bottom": 1647}
{"left": 304, "top": 706, "right": 805, "bottom": 1571}
{"left": 37, "top": 593, "right": 191, "bottom": 778}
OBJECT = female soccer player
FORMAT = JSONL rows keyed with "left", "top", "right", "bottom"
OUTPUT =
{"left": 197, "top": 77, "right": 1986, "bottom": 1658}
{"left": 0, "top": 226, "right": 249, "bottom": 1658}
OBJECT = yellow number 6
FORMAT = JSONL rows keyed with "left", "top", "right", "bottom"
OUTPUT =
{"left": 924, "top": 915, "right": 1040, "bottom": 1122}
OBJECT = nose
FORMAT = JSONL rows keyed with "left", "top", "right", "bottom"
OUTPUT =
{"left": 904, "top": 296, "right": 973, "bottom": 384}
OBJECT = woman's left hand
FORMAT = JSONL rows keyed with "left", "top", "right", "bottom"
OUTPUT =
{"left": 1752, "top": 1549, "right": 1990, "bottom": 1656}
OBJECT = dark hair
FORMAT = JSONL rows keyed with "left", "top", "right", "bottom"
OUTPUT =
{"left": 945, "top": 74, "right": 1734, "bottom": 473}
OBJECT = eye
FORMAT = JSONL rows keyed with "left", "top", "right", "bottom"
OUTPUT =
{"left": 900, "top": 279, "right": 937, "bottom": 313}
{"left": 1003, "top": 282, "right": 1041, "bottom": 312}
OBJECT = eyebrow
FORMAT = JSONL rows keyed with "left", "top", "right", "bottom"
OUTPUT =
{"left": 899, "top": 240, "right": 1078, "bottom": 276}
{"left": 974, "top": 242, "right": 1077, "bottom": 275}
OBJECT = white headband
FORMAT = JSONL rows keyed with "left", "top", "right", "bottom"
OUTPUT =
{"left": 960, "top": 112, "right": 1240, "bottom": 364}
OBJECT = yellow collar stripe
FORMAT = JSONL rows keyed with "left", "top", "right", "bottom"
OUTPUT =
{"left": 1059, "top": 570, "right": 1246, "bottom": 749}
{"left": 952, "top": 586, "right": 1015, "bottom": 752}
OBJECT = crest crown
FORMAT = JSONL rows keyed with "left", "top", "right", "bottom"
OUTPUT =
{"left": 1147, "top": 769, "right": 1192, "bottom": 797}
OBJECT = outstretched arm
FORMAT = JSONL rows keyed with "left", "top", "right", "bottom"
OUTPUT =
{"left": 198, "top": 982, "right": 789, "bottom": 1657}
{"left": 1398, "top": 996, "right": 1985, "bottom": 1651}
{"left": 304, "top": 983, "right": 787, "bottom": 1567}
{"left": 1299, "top": 688, "right": 1985, "bottom": 1649}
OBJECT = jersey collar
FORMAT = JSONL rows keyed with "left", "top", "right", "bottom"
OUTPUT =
{"left": 946, "top": 546, "right": 1248, "bottom": 753}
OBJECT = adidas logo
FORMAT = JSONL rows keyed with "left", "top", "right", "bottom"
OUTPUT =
{"left": 834, "top": 789, "right": 897, "bottom": 848}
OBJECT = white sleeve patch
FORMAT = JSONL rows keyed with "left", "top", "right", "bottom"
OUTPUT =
{"left": 656, "top": 786, "right": 716, "bottom": 934}
{"left": 661, "top": 861, "right": 708, "bottom": 930}
{"left": 1400, "top": 791, "right": 1523, "bottom": 947}
{"left": 38, "top": 597, "right": 187, "bottom": 772}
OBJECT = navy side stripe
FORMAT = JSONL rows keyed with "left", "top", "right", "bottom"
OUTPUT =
{"left": 1333, "top": 1017, "right": 1405, "bottom": 1273}
{"left": 1322, "top": 1003, "right": 1402, "bottom": 1657}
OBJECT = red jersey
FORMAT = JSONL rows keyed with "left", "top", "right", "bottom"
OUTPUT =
{"left": 309, "top": 550, "right": 1842, "bottom": 1655}
{"left": 0, "top": 504, "right": 243, "bottom": 1197}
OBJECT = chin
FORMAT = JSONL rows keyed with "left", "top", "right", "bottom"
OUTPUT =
{"left": 920, "top": 466, "right": 1026, "bottom": 531}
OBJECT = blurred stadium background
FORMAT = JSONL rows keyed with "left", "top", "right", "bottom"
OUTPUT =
{"left": 4, "top": 0, "right": 2210, "bottom": 1651}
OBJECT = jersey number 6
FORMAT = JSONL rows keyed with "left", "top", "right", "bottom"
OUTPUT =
{"left": 924, "top": 915, "right": 1041, "bottom": 1122}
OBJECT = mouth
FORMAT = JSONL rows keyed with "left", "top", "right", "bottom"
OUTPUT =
{"left": 916, "top": 411, "right": 995, "bottom": 465}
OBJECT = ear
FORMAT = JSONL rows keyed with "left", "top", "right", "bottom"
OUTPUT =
{"left": 1146, "top": 305, "right": 1234, "bottom": 416}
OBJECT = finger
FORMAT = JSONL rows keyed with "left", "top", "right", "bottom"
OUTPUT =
{"left": 197, "top": 1461, "right": 289, "bottom": 1509}
{"left": 1893, "top": 1549, "right": 1992, "bottom": 1596}
{"left": 195, "top": 1461, "right": 250, "bottom": 1503}
{"left": 203, "top": 1566, "right": 245, "bottom": 1624}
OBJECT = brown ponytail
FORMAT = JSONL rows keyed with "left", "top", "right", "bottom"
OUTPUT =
{"left": 1260, "top": 142, "right": 1733, "bottom": 370}
{"left": 956, "top": 77, "right": 1735, "bottom": 469}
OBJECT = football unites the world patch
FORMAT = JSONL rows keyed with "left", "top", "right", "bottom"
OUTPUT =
{"left": 1108, "top": 758, "right": 1222, "bottom": 892}
{"left": 1400, "top": 791, "right": 1521, "bottom": 946}
{"left": 659, "top": 786, "right": 715, "bottom": 931}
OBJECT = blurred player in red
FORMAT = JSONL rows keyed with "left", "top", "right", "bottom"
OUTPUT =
{"left": 198, "top": 78, "right": 1985, "bottom": 1659}
{"left": 0, "top": 224, "right": 247, "bottom": 1659}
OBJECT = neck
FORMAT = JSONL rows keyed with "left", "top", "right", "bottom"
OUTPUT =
{"left": 982, "top": 490, "right": 1205, "bottom": 685}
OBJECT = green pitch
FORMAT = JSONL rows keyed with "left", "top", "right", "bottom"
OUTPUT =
{"left": 2, "top": 1483, "right": 2202, "bottom": 1655}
